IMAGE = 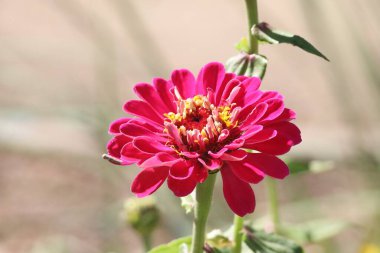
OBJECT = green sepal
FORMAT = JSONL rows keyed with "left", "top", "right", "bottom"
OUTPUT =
{"left": 243, "top": 226, "right": 304, "bottom": 253}
{"left": 148, "top": 236, "right": 191, "bottom": 253}
{"left": 225, "top": 53, "right": 268, "bottom": 79}
{"left": 252, "top": 22, "right": 329, "bottom": 61}
{"left": 235, "top": 37, "right": 251, "bottom": 53}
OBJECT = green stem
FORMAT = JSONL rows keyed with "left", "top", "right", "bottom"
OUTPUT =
{"left": 244, "top": 0, "right": 259, "bottom": 54}
{"left": 232, "top": 215, "right": 244, "bottom": 253}
{"left": 266, "top": 178, "right": 280, "bottom": 232}
{"left": 142, "top": 234, "right": 152, "bottom": 252}
{"left": 190, "top": 173, "right": 217, "bottom": 253}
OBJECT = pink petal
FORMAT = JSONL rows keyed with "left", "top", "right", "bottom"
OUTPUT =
{"left": 131, "top": 167, "right": 169, "bottom": 197}
{"left": 120, "top": 122, "right": 166, "bottom": 141}
{"left": 269, "top": 122, "right": 302, "bottom": 146}
{"left": 242, "top": 153, "right": 289, "bottom": 179}
{"left": 169, "top": 160, "right": 194, "bottom": 179}
{"left": 247, "top": 135, "right": 292, "bottom": 155}
{"left": 224, "top": 138, "right": 245, "bottom": 150}
{"left": 208, "top": 148, "right": 228, "bottom": 159}
{"left": 140, "top": 153, "right": 181, "bottom": 168}
{"left": 196, "top": 62, "right": 226, "bottom": 95}
{"left": 109, "top": 118, "right": 132, "bottom": 134}
{"left": 219, "top": 79, "right": 241, "bottom": 104}
{"left": 241, "top": 77, "right": 261, "bottom": 93}
{"left": 240, "top": 103, "right": 268, "bottom": 129}
{"left": 228, "top": 160, "right": 264, "bottom": 184}
{"left": 107, "top": 135, "right": 131, "bottom": 158}
{"left": 171, "top": 69, "right": 196, "bottom": 99}
{"left": 133, "top": 136, "right": 172, "bottom": 154}
{"left": 153, "top": 78, "right": 176, "bottom": 112}
{"left": 259, "top": 99, "right": 285, "bottom": 122}
{"left": 167, "top": 173, "right": 197, "bottom": 197}
{"left": 215, "top": 73, "right": 236, "bottom": 105}
{"left": 244, "top": 128, "right": 277, "bottom": 145}
{"left": 134, "top": 83, "right": 170, "bottom": 114}
{"left": 220, "top": 149, "right": 248, "bottom": 161}
{"left": 221, "top": 165, "right": 256, "bottom": 217}
{"left": 124, "top": 100, "right": 163, "bottom": 125}
{"left": 198, "top": 158, "right": 223, "bottom": 171}
{"left": 120, "top": 142, "right": 151, "bottom": 164}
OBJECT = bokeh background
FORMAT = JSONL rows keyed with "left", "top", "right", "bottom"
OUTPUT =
{"left": 0, "top": 0, "right": 379, "bottom": 252}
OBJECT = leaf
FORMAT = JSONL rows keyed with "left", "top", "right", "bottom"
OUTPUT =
{"left": 235, "top": 37, "right": 250, "bottom": 53}
{"left": 243, "top": 226, "right": 304, "bottom": 253}
{"left": 252, "top": 22, "right": 329, "bottom": 61}
{"left": 286, "top": 158, "right": 335, "bottom": 175}
{"left": 225, "top": 53, "right": 268, "bottom": 79}
{"left": 279, "top": 219, "right": 349, "bottom": 244}
{"left": 148, "top": 237, "right": 192, "bottom": 253}
{"left": 181, "top": 191, "right": 196, "bottom": 214}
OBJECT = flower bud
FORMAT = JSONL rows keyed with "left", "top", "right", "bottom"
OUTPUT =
{"left": 225, "top": 53, "right": 267, "bottom": 79}
{"left": 122, "top": 196, "right": 160, "bottom": 237}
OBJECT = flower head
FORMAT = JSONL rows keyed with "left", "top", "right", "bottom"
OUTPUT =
{"left": 105, "top": 62, "right": 301, "bottom": 216}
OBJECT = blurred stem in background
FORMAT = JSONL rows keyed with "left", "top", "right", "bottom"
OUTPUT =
{"left": 266, "top": 178, "right": 280, "bottom": 232}
{"left": 232, "top": 1, "right": 259, "bottom": 253}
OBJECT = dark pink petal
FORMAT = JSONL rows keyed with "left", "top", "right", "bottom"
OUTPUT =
{"left": 167, "top": 175, "right": 197, "bottom": 197}
{"left": 208, "top": 148, "right": 228, "bottom": 159}
{"left": 120, "top": 142, "right": 151, "bottom": 164}
{"left": 169, "top": 160, "right": 194, "bottom": 179}
{"left": 259, "top": 99, "right": 284, "bottom": 122}
{"left": 196, "top": 62, "right": 225, "bottom": 95}
{"left": 219, "top": 79, "right": 241, "bottom": 104}
{"left": 224, "top": 138, "right": 245, "bottom": 150}
{"left": 124, "top": 100, "right": 163, "bottom": 125}
{"left": 153, "top": 78, "right": 176, "bottom": 112}
{"left": 256, "top": 91, "right": 283, "bottom": 104}
{"left": 181, "top": 152, "right": 200, "bottom": 158}
{"left": 240, "top": 125, "right": 263, "bottom": 139}
{"left": 107, "top": 135, "right": 131, "bottom": 158}
{"left": 133, "top": 136, "right": 172, "bottom": 154}
{"left": 140, "top": 153, "right": 181, "bottom": 168}
{"left": 109, "top": 118, "right": 132, "bottom": 134}
{"left": 244, "top": 128, "right": 277, "bottom": 145}
{"left": 220, "top": 149, "right": 247, "bottom": 161}
{"left": 171, "top": 69, "right": 196, "bottom": 99}
{"left": 269, "top": 122, "right": 302, "bottom": 145}
{"left": 240, "top": 103, "right": 268, "bottom": 129}
{"left": 242, "top": 153, "right": 289, "bottom": 179}
{"left": 221, "top": 165, "right": 256, "bottom": 217}
{"left": 247, "top": 135, "right": 292, "bottom": 155}
{"left": 228, "top": 160, "right": 264, "bottom": 184}
{"left": 131, "top": 167, "right": 169, "bottom": 197}
{"left": 273, "top": 108, "right": 297, "bottom": 123}
{"left": 241, "top": 77, "right": 261, "bottom": 93}
{"left": 198, "top": 158, "right": 223, "bottom": 171}
{"left": 134, "top": 83, "right": 170, "bottom": 114}
{"left": 120, "top": 122, "right": 166, "bottom": 141}
{"left": 215, "top": 73, "right": 236, "bottom": 105}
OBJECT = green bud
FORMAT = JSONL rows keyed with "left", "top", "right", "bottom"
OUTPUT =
{"left": 225, "top": 53, "right": 267, "bottom": 79}
{"left": 122, "top": 197, "right": 160, "bottom": 237}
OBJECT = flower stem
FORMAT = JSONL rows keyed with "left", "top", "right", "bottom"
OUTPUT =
{"left": 190, "top": 173, "right": 217, "bottom": 253}
{"left": 142, "top": 234, "right": 152, "bottom": 252}
{"left": 244, "top": 0, "right": 259, "bottom": 54}
{"left": 266, "top": 178, "right": 280, "bottom": 232}
{"left": 232, "top": 215, "right": 244, "bottom": 253}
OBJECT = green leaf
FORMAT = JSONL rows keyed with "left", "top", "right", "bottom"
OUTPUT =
{"left": 252, "top": 22, "right": 329, "bottom": 61}
{"left": 181, "top": 192, "right": 195, "bottom": 214}
{"left": 148, "top": 237, "right": 192, "bottom": 253}
{"left": 243, "top": 226, "right": 304, "bottom": 253}
{"left": 286, "top": 158, "right": 335, "bottom": 175}
{"left": 235, "top": 37, "right": 251, "bottom": 53}
{"left": 225, "top": 53, "right": 268, "bottom": 79}
{"left": 279, "top": 219, "right": 349, "bottom": 244}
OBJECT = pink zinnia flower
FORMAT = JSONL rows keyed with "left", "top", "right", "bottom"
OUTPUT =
{"left": 105, "top": 62, "right": 301, "bottom": 216}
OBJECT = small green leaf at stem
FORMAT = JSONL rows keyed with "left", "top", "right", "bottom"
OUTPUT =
{"left": 243, "top": 226, "right": 304, "bottom": 253}
{"left": 148, "top": 237, "right": 192, "bottom": 253}
{"left": 252, "top": 22, "right": 329, "bottom": 61}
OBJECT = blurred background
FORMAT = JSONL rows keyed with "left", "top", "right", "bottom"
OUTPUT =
{"left": 0, "top": 0, "right": 379, "bottom": 252}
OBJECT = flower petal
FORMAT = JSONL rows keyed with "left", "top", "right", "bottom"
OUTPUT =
{"left": 131, "top": 167, "right": 169, "bottom": 197}
{"left": 109, "top": 118, "right": 132, "bottom": 134}
{"left": 221, "top": 165, "right": 256, "bottom": 216}
{"left": 134, "top": 83, "right": 170, "bottom": 114}
{"left": 220, "top": 149, "right": 247, "bottom": 161}
{"left": 123, "top": 100, "right": 163, "bottom": 125}
{"left": 153, "top": 78, "right": 176, "bottom": 112}
{"left": 140, "top": 153, "right": 181, "bottom": 168}
{"left": 242, "top": 153, "right": 289, "bottom": 179}
{"left": 229, "top": 160, "right": 264, "bottom": 184}
{"left": 107, "top": 135, "right": 131, "bottom": 159}
{"left": 196, "top": 62, "right": 226, "bottom": 95}
{"left": 171, "top": 69, "right": 196, "bottom": 99}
